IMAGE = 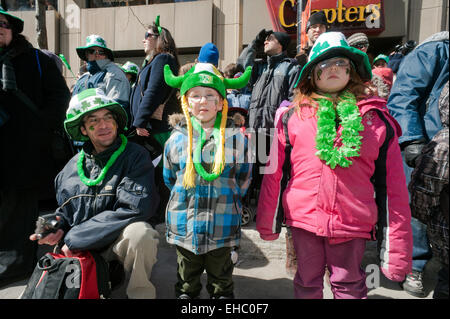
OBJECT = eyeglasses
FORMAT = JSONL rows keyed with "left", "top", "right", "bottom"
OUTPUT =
{"left": 188, "top": 94, "right": 218, "bottom": 103}
{"left": 86, "top": 48, "right": 106, "bottom": 56}
{"left": 265, "top": 34, "right": 277, "bottom": 42}
{"left": 316, "top": 58, "right": 350, "bottom": 70}
{"left": 354, "top": 43, "right": 368, "bottom": 50}
{"left": 0, "top": 21, "right": 12, "bottom": 30}
{"left": 84, "top": 113, "right": 115, "bottom": 127}
{"left": 145, "top": 31, "right": 159, "bottom": 40}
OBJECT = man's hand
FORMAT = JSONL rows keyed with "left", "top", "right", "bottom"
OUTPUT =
{"left": 61, "top": 244, "right": 82, "bottom": 257}
{"left": 30, "top": 228, "right": 64, "bottom": 246}
{"left": 136, "top": 127, "right": 150, "bottom": 137}
{"left": 255, "top": 29, "right": 270, "bottom": 46}
{"left": 404, "top": 142, "right": 425, "bottom": 168}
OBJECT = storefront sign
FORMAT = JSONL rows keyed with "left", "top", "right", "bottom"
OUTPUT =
{"left": 266, "top": 0, "right": 385, "bottom": 39}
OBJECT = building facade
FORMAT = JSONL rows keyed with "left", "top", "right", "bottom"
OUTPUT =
{"left": 6, "top": 0, "right": 449, "bottom": 86}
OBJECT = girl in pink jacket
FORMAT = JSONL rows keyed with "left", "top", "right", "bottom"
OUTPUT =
{"left": 256, "top": 32, "right": 412, "bottom": 299}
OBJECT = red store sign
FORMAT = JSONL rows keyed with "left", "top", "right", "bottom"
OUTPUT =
{"left": 266, "top": 0, "right": 385, "bottom": 39}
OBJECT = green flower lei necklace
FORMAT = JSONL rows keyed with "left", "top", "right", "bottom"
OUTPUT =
{"left": 190, "top": 113, "right": 224, "bottom": 181}
{"left": 77, "top": 134, "right": 128, "bottom": 186}
{"left": 314, "top": 91, "right": 364, "bottom": 169}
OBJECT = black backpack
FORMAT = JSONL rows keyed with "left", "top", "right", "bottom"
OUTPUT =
{"left": 21, "top": 251, "right": 111, "bottom": 299}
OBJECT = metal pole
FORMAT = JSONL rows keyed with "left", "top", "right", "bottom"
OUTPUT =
{"left": 297, "top": 0, "right": 303, "bottom": 53}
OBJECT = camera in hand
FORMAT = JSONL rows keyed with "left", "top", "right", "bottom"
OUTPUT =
{"left": 34, "top": 213, "right": 60, "bottom": 239}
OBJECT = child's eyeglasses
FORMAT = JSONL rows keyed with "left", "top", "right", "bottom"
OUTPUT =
{"left": 0, "top": 21, "right": 12, "bottom": 29}
{"left": 317, "top": 59, "right": 350, "bottom": 70}
{"left": 86, "top": 48, "right": 106, "bottom": 56}
{"left": 188, "top": 94, "right": 218, "bottom": 103}
{"left": 145, "top": 32, "right": 159, "bottom": 40}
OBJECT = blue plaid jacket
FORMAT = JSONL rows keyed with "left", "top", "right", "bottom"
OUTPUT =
{"left": 163, "top": 117, "right": 252, "bottom": 255}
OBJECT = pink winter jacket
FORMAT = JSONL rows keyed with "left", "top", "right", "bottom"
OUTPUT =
{"left": 256, "top": 97, "right": 412, "bottom": 282}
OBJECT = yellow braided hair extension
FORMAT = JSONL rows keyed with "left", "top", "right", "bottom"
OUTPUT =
{"left": 181, "top": 95, "right": 196, "bottom": 189}
{"left": 212, "top": 98, "right": 228, "bottom": 175}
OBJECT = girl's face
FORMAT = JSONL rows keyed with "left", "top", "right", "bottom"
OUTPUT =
{"left": 187, "top": 87, "right": 223, "bottom": 127}
{"left": 313, "top": 57, "right": 351, "bottom": 95}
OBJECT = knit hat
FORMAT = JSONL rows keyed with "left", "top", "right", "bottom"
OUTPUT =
{"left": 164, "top": 63, "right": 252, "bottom": 188}
{"left": 306, "top": 11, "right": 329, "bottom": 31}
{"left": 267, "top": 31, "right": 291, "bottom": 51}
{"left": 64, "top": 88, "right": 128, "bottom": 141}
{"left": 121, "top": 61, "right": 140, "bottom": 75}
{"left": 373, "top": 54, "right": 389, "bottom": 65}
{"left": 347, "top": 32, "right": 369, "bottom": 48}
{"left": 198, "top": 42, "right": 219, "bottom": 67}
{"left": 295, "top": 32, "right": 372, "bottom": 87}
{"left": 0, "top": 6, "right": 24, "bottom": 33}
{"left": 76, "top": 35, "right": 114, "bottom": 61}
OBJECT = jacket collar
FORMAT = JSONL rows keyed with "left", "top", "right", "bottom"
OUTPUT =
{"left": 83, "top": 136, "right": 122, "bottom": 165}
{"left": 267, "top": 51, "right": 287, "bottom": 68}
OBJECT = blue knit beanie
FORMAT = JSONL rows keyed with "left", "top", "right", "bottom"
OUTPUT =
{"left": 198, "top": 42, "right": 219, "bottom": 67}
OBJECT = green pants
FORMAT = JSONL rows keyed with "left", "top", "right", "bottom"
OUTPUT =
{"left": 175, "top": 246, "right": 234, "bottom": 298}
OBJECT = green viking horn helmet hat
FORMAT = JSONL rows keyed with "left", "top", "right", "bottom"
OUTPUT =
{"left": 164, "top": 63, "right": 252, "bottom": 98}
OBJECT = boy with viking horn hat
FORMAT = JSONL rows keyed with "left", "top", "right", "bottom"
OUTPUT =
{"left": 163, "top": 63, "right": 252, "bottom": 299}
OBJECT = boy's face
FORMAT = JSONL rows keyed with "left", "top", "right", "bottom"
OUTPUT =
{"left": 187, "top": 87, "right": 223, "bottom": 126}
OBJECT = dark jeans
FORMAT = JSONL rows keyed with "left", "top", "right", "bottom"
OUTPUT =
{"left": 0, "top": 189, "right": 39, "bottom": 283}
{"left": 175, "top": 246, "right": 234, "bottom": 298}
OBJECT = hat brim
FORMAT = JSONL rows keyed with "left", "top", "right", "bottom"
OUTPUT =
{"left": 64, "top": 103, "right": 128, "bottom": 141}
{"left": 296, "top": 47, "right": 372, "bottom": 87}
{"left": 0, "top": 10, "right": 24, "bottom": 33}
{"left": 76, "top": 45, "right": 114, "bottom": 62}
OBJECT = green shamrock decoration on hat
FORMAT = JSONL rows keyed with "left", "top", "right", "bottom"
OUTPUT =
{"left": 295, "top": 32, "right": 372, "bottom": 87}
{"left": 76, "top": 34, "right": 114, "bottom": 61}
{"left": 121, "top": 61, "right": 140, "bottom": 75}
{"left": 64, "top": 88, "right": 128, "bottom": 141}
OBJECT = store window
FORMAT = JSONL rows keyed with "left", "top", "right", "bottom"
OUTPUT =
{"left": 3, "top": 0, "right": 57, "bottom": 11}
{"left": 87, "top": 0, "right": 197, "bottom": 8}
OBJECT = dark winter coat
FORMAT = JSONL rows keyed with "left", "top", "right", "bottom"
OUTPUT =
{"left": 0, "top": 35, "right": 70, "bottom": 192}
{"left": 55, "top": 138, "right": 159, "bottom": 251}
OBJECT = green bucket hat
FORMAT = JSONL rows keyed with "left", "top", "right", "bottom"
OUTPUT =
{"left": 76, "top": 34, "right": 114, "bottom": 61}
{"left": 64, "top": 88, "right": 128, "bottom": 141}
{"left": 295, "top": 31, "right": 372, "bottom": 88}
{"left": 373, "top": 54, "right": 389, "bottom": 65}
{"left": 121, "top": 61, "right": 140, "bottom": 75}
{"left": 0, "top": 6, "right": 24, "bottom": 33}
{"left": 164, "top": 62, "right": 252, "bottom": 98}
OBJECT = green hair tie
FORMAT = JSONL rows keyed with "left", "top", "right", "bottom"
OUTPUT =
{"left": 77, "top": 134, "right": 128, "bottom": 186}
{"left": 314, "top": 91, "right": 364, "bottom": 169}
{"left": 191, "top": 113, "right": 224, "bottom": 181}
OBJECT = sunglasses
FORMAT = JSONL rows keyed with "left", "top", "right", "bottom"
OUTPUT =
{"left": 144, "top": 31, "right": 159, "bottom": 40}
{"left": 86, "top": 48, "right": 106, "bottom": 55}
{"left": 316, "top": 58, "right": 350, "bottom": 70}
{"left": 355, "top": 43, "right": 368, "bottom": 50}
{"left": 0, "top": 21, "right": 12, "bottom": 30}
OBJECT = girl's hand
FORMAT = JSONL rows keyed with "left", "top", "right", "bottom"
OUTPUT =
{"left": 136, "top": 127, "right": 150, "bottom": 137}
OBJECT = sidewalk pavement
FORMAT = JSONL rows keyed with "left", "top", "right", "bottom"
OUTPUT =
{"left": 0, "top": 223, "right": 439, "bottom": 299}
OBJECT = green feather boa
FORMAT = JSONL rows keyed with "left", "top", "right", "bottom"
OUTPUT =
{"left": 314, "top": 91, "right": 364, "bottom": 169}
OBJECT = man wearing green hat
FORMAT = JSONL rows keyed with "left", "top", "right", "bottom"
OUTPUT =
{"left": 30, "top": 88, "right": 160, "bottom": 299}
{"left": 0, "top": 7, "right": 70, "bottom": 287}
{"left": 72, "top": 34, "right": 130, "bottom": 110}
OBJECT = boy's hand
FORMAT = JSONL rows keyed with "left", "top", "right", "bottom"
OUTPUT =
{"left": 136, "top": 127, "right": 150, "bottom": 137}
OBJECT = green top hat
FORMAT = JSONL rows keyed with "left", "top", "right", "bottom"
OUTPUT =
{"left": 64, "top": 88, "right": 128, "bottom": 141}
{"left": 295, "top": 32, "right": 372, "bottom": 88}
{"left": 76, "top": 34, "right": 114, "bottom": 61}
{"left": 0, "top": 6, "right": 24, "bottom": 33}
{"left": 164, "top": 63, "right": 252, "bottom": 98}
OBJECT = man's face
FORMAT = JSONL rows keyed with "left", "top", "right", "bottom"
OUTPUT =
{"left": 85, "top": 46, "right": 107, "bottom": 62}
{"left": 0, "top": 14, "right": 13, "bottom": 48}
{"left": 307, "top": 24, "right": 327, "bottom": 45}
{"left": 80, "top": 108, "right": 118, "bottom": 154}
{"left": 264, "top": 34, "right": 283, "bottom": 56}
{"left": 142, "top": 29, "right": 158, "bottom": 55}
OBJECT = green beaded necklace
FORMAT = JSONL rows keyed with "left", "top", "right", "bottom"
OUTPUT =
{"left": 77, "top": 134, "right": 128, "bottom": 186}
{"left": 190, "top": 113, "right": 224, "bottom": 181}
{"left": 314, "top": 91, "right": 364, "bottom": 169}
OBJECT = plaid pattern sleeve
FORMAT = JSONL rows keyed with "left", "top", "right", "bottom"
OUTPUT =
{"left": 163, "top": 127, "right": 252, "bottom": 255}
